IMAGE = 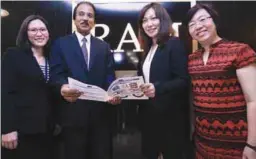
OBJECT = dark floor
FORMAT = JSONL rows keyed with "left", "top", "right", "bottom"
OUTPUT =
{"left": 54, "top": 131, "right": 144, "bottom": 159}
{"left": 113, "top": 132, "right": 144, "bottom": 159}
{"left": 54, "top": 130, "right": 193, "bottom": 159}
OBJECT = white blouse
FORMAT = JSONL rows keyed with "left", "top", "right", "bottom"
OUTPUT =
{"left": 142, "top": 44, "right": 158, "bottom": 83}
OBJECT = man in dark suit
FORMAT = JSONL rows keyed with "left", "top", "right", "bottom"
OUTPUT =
{"left": 49, "top": 2, "right": 120, "bottom": 159}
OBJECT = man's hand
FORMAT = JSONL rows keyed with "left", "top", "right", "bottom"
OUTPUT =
{"left": 61, "top": 84, "right": 83, "bottom": 102}
{"left": 2, "top": 131, "right": 18, "bottom": 149}
{"left": 107, "top": 96, "right": 121, "bottom": 105}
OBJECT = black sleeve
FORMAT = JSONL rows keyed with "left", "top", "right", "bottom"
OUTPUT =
{"left": 137, "top": 60, "right": 143, "bottom": 77}
{"left": 103, "top": 44, "right": 116, "bottom": 90}
{"left": 49, "top": 39, "right": 69, "bottom": 95}
{"left": 1, "top": 49, "right": 19, "bottom": 134}
{"left": 154, "top": 38, "right": 189, "bottom": 96}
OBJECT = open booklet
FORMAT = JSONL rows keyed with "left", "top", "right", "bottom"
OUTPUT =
{"left": 68, "top": 76, "right": 148, "bottom": 102}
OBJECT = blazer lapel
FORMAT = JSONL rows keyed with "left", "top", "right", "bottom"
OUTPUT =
{"left": 140, "top": 40, "right": 168, "bottom": 82}
{"left": 24, "top": 48, "right": 47, "bottom": 83}
{"left": 149, "top": 46, "right": 161, "bottom": 82}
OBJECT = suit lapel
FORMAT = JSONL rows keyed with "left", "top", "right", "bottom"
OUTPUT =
{"left": 89, "top": 36, "right": 99, "bottom": 70}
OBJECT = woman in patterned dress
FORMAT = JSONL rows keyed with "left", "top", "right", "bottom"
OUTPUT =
{"left": 186, "top": 4, "right": 256, "bottom": 159}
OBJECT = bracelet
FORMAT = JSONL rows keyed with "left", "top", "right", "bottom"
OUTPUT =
{"left": 246, "top": 143, "right": 256, "bottom": 152}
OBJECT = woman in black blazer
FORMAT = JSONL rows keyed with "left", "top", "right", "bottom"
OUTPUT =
{"left": 2, "top": 15, "right": 54, "bottom": 159}
{"left": 137, "top": 3, "right": 190, "bottom": 159}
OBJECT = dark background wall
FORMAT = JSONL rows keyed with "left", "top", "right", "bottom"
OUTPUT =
{"left": 2, "top": 1, "right": 256, "bottom": 54}
{"left": 2, "top": 1, "right": 256, "bottom": 53}
{"left": 200, "top": 1, "right": 256, "bottom": 51}
{"left": 1, "top": 1, "right": 256, "bottom": 159}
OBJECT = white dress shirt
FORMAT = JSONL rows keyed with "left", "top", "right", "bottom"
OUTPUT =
{"left": 75, "top": 31, "right": 91, "bottom": 66}
{"left": 142, "top": 44, "right": 158, "bottom": 83}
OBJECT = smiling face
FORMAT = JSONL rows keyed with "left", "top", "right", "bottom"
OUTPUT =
{"left": 188, "top": 9, "right": 218, "bottom": 45}
{"left": 74, "top": 3, "right": 95, "bottom": 36}
{"left": 142, "top": 7, "right": 160, "bottom": 42}
{"left": 27, "top": 19, "right": 49, "bottom": 48}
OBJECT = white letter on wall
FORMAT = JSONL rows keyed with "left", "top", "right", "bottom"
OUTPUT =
{"left": 91, "top": 24, "right": 110, "bottom": 40}
{"left": 114, "top": 23, "right": 142, "bottom": 52}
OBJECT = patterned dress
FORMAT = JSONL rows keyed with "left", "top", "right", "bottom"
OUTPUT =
{"left": 188, "top": 39, "right": 256, "bottom": 159}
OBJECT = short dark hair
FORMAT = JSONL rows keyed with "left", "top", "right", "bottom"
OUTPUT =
{"left": 73, "top": 1, "right": 96, "bottom": 20}
{"left": 186, "top": 3, "right": 220, "bottom": 31}
{"left": 138, "top": 2, "right": 174, "bottom": 58}
{"left": 16, "top": 15, "right": 51, "bottom": 56}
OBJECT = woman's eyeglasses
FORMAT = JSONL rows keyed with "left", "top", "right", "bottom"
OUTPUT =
{"left": 28, "top": 28, "right": 48, "bottom": 35}
{"left": 188, "top": 16, "right": 212, "bottom": 30}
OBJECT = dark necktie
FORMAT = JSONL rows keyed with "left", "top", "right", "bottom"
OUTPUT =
{"left": 81, "top": 37, "right": 89, "bottom": 69}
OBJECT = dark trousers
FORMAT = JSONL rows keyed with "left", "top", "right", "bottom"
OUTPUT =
{"left": 62, "top": 123, "right": 113, "bottom": 159}
{"left": 2, "top": 133, "right": 53, "bottom": 159}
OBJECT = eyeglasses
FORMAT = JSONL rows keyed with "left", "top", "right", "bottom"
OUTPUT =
{"left": 28, "top": 28, "right": 48, "bottom": 35}
{"left": 142, "top": 17, "right": 159, "bottom": 25}
{"left": 188, "top": 16, "right": 211, "bottom": 30}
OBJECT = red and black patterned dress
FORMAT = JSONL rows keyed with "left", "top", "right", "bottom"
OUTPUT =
{"left": 188, "top": 39, "right": 256, "bottom": 159}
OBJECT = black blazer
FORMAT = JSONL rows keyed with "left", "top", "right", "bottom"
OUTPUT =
{"left": 1, "top": 47, "right": 54, "bottom": 134}
{"left": 49, "top": 34, "right": 115, "bottom": 127}
{"left": 138, "top": 36, "right": 189, "bottom": 111}
{"left": 138, "top": 37, "right": 190, "bottom": 152}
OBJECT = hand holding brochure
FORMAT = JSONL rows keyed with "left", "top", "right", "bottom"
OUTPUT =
{"left": 68, "top": 76, "right": 148, "bottom": 102}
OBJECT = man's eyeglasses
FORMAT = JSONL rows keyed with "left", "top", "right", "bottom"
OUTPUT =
{"left": 188, "top": 16, "right": 211, "bottom": 30}
{"left": 28, "top": 28, "right": 48, "bottom": 35}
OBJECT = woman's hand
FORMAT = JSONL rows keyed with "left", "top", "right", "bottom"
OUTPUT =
{"left": 107, "top": 96, "right": 122, "bottom": 105}
{"left": 140, "top": 83, "right": 155, "bottom": 98}
{"left": 2, "top": 131, "right": 18, "bottom": 149}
